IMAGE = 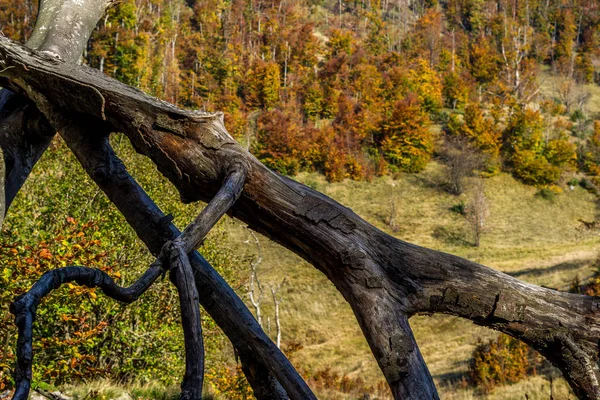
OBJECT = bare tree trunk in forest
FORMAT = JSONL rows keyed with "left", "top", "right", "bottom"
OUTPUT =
{"left": 2, "top": 0, "right": 600, "bottom": 399}
{"left": 270, "top": 280, "right": 285, "bottom": 349}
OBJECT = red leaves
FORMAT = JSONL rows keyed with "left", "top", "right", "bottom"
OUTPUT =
{"left": 39, "top": 248, "right": 52, "bottom": 260}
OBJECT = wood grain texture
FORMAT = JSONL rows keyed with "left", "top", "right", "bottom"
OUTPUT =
{"left": 2, "top": 31, "right": 600, "bottom": 399}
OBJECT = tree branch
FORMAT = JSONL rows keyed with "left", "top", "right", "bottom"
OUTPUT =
{"left": 3, "top": 32, "right": 600, "bottom": 398}
{"left": 177, "top": 167, "right": 247, "bottom": 253}
{"left": 50, "top": 117, "right": 314, "bottom": 399}
{"left": 10, "top": 264, "right": 163, "bottom": 400}
{"left": 162, "top": 242, "right": 204, "bottom": 400}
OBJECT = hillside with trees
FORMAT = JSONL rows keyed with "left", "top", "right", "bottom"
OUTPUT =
{"left": 2, "top": 0, "right": 599, "bottom": 185}
{"left": 2, "top": 0, "right": 600, "bottom": 399}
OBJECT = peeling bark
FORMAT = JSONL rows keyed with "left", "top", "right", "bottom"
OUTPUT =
{"left": 3, "top": 1, "right": 600, "bottom": 398}
{"left": 4, "top": 36, "right": 600, "bottom": 399}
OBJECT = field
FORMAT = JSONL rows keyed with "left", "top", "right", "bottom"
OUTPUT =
{"left": 210, "top": 162, "right": 599, "bottom": 400}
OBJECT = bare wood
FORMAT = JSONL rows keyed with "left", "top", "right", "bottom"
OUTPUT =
{"left": 1, "top": 0, "right": 298, "bottom": 398}
{"left": 3, "top": 28, "right": 600, "bottom": 399}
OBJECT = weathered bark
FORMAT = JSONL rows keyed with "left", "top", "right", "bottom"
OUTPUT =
{"left": 165, "top": 242, "right": 204, "bottom": 400}
{"left": 5, "top": 35, "right": 600, "bottom": 399}
{"left": 51, "top": 117, "right": 314, "bottom": 399}
{"left": 3, "top": 3, "right": 600, "bottom": 399}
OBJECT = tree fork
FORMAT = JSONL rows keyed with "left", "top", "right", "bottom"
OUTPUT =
{"left": 2, "top": 36, "right": 600, "bottom": 397}
{"left": 51, "top": 116, "right": 315, "bottom": 399}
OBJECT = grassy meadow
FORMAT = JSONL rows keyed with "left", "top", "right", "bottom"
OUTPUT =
{"left": 216, "top": 164, "right": 599, "bottom": 400}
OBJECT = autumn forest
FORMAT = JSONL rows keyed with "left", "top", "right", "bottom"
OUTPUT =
{"left": 3, "top": 0, "right": 600, "bottom": 186}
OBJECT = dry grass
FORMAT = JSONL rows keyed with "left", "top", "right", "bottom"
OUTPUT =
{"left": 219, "top": 161, "right": 600, "bottom": 399}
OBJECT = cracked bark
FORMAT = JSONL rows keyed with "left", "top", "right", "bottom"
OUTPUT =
{"left": 4, "top": 35, "right": 600, "bottom": 399}
{"left": 3, "top": 1, "right": 600, "bottom": 399}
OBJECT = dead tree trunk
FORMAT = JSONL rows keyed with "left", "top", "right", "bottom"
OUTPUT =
{"left": 2, "top": 1, "right": 600, "bottom": 399}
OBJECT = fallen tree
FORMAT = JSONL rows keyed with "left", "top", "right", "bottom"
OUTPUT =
{"left": 1, "top": 1, "right": 600, "bottom": 399}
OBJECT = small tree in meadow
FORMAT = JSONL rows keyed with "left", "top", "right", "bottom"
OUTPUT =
{"left": 466, "top": 180, "right": 489, "bottom": 247}
{"left": 440, "top": 136, "right": 484, "bottom": 195}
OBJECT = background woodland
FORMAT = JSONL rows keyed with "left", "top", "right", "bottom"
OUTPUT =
{"left": 2, "top": 0, "right": 600, "bottom": 398}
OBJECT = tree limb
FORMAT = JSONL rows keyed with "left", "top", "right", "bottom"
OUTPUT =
{"left": 3, "top": 31, "right": 600, "bottom": 398}
{"left": 162, "top": 241, "right": 204, "bottom": 400}
{"left": 52, "top": 117, "right": 314, "bottom": 399}
{"left": 10, "top": 264, "right": 163, "bottom": 400}
{"left": 178, "top": 168, "right": 247, "bottom": 253}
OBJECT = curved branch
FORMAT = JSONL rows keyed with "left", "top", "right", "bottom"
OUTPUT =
{"left": 178, "top": 167, "right": 247, "bottom": 253}
{"left": 162, "top": 242, "right": 204, "bottom": 400}
{"left": 10, "top": 264, "right": 163, "bottom": 400}
{"left": 51, "top": 119, "right": 313, "bottom": 399}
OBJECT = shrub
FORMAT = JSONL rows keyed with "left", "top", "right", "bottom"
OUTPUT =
{"left": 470, "top": 334, "right": 537, "bottom": 392}
{"left": 512, "top": 148, "right": 561, "bottom": 186}
{"left": 440, "top": 136, "right": 484, "bottom": 195}
{"left": 535, "top": 187, "right": 557, "bottom": 201}
{"left": 381, "top": 94, "right": 435, "bottom": 173}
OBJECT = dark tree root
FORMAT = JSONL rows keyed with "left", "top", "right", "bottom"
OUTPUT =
{"left": 10, "top": 250, "right": 207, "bottom": 400}
{"left": 10, "top": 264, "right": 163, "bottom": 400}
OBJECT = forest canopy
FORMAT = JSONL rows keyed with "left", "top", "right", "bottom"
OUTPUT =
{"left": 2, "top": 0, "right": 599, "bottom": 185}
